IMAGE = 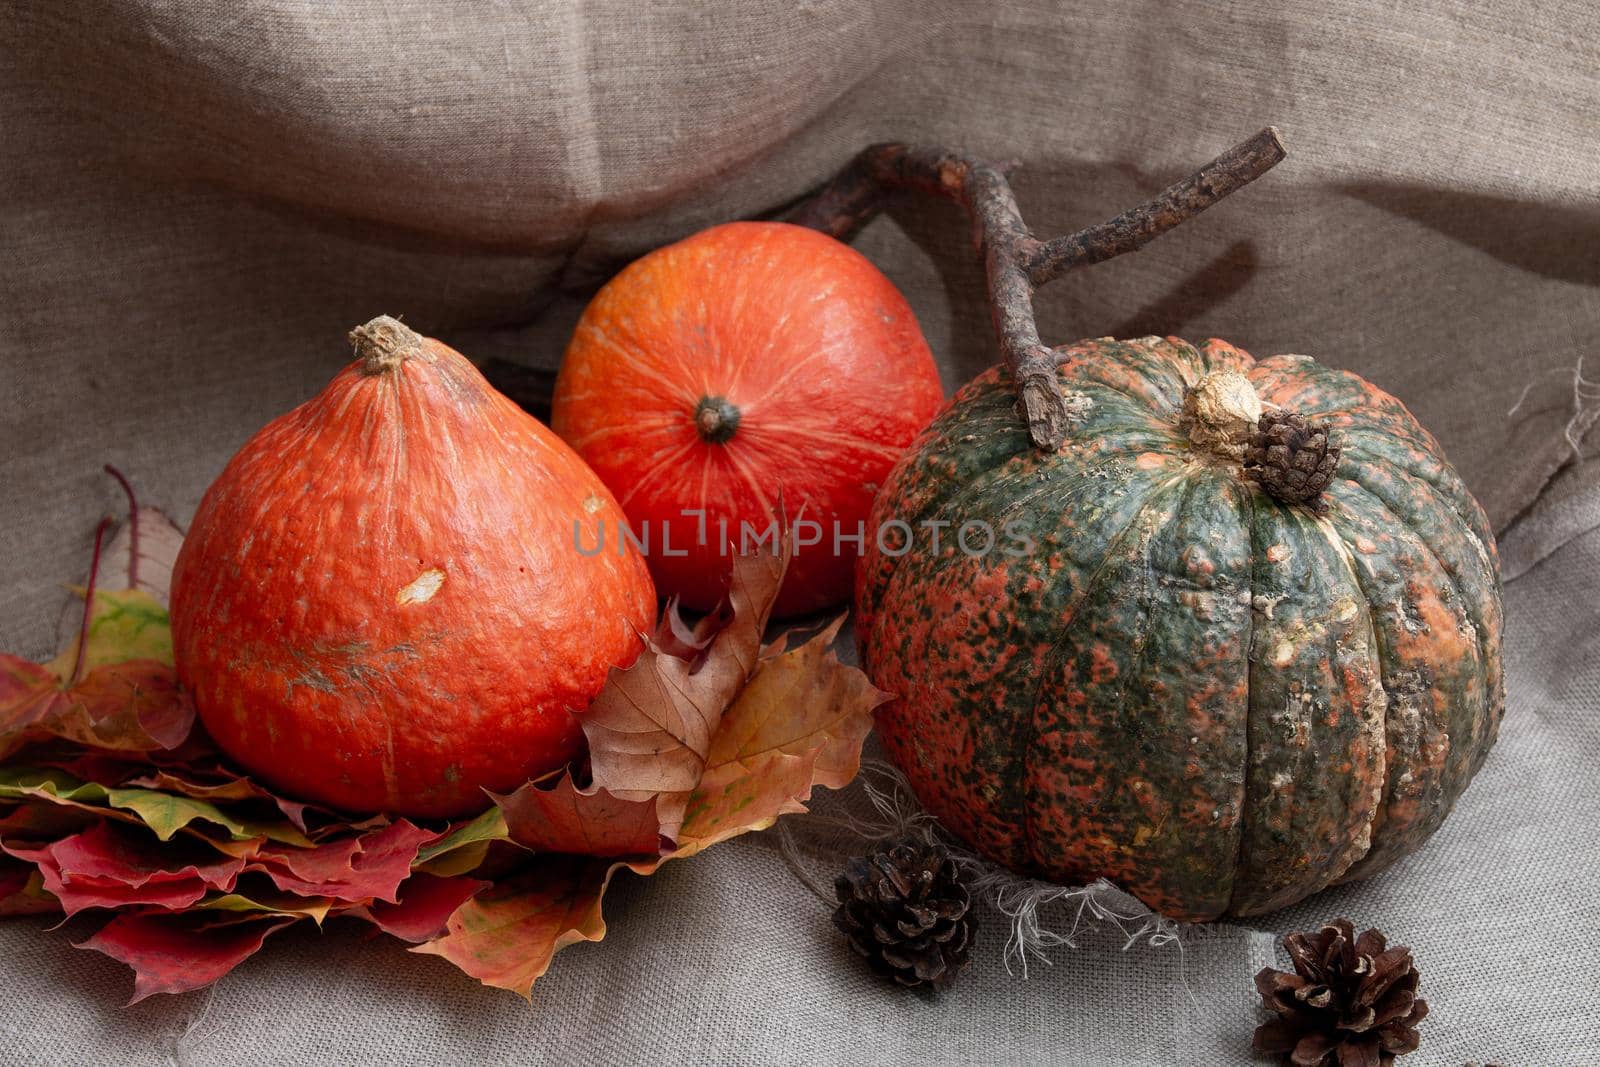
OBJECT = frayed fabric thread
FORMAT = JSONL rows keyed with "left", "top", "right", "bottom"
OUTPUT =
{"left": 780, "top": 759, "right": 1183, "bottom": 980}
{"left": 166, "top": 984, "right": 225, "bottom": 1067}
{"left": 1505, "top": 355, "right": 1600, "bottom": 463}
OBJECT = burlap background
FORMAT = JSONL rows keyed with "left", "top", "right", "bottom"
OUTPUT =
{"left": 3, "top": 0, "right": 1597, "bottom": 1062}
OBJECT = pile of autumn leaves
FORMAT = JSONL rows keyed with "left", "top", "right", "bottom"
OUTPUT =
{"left": 0, "top": 499, "right": 883, "bottom": 1002}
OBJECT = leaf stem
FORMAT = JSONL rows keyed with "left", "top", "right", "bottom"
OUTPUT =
{"left": 104, "top": 464, "right": 141, "bottom": 592}
{"left": 71, "top": 517, "right": 113, "bottom": 686}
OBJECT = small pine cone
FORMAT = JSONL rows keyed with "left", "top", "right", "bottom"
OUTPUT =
{"left": 1253, "top": 919, "right": 1428, "bottom": 1066}
{"left": 1244, "top": 411, "right": 1341, "bottom": 512}
{"left": 833, "top": 837, "right": 974, "bottom": 991}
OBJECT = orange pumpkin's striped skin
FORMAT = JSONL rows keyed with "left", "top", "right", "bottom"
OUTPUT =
{"left": 551, "top": 221, "right": 944, "bottom": 617}
{"left": 856, "top": 337, "right": 1504, "bottom": 920}
{"left": 170, "top": 322, "right": 656, "bottom": 819}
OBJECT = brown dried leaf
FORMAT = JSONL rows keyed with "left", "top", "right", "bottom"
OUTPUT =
{"left": 411, "top": 855, "right": 618, "bottom": 999}
{"left": 652, "top": 595, "right": 728, "bottom": 660}
{"left": 248, "top": 820, "right": 435, "bottom": 903}
{"left": 0, "top": 656, "right": 69, "bottom": 756}
{"left": 581, "top": 539, "right": 787, "bottom": 838}
{"left": 705, "top": 617, "right": 881, "bottom": 790}
{"left": 53, "top": 660, "right": 194, "bottom": 753}
{"left": 491, "top": 770, "right": 664, "bottom": 857}
{"left": 677, "top": 616, "right": 886, "bottom": 855}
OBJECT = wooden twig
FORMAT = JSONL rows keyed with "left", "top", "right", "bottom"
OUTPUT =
{"left": 486, "top": 130, "right": 1286, "bottom": 445}
{"left": 788, "top": 128, "right": 1286, "bottom": 449}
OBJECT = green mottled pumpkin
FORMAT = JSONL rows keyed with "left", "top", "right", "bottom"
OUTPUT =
{"left": 854, "top": 336, "right": 1504, "bottom": 921}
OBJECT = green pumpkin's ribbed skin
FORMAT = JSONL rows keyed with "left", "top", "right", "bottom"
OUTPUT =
{"left": 855, "top": 337, "right": 1504, "bottom": 921}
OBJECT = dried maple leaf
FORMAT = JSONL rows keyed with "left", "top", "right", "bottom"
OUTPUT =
{"left": 0, "top": 800, "right": 97, "bottom": 844}
{"left": 2, "top": 482, "right": 887, "bottom": 1004}
{"left": 3, "top": 822, "right": 244, "bottom": 917}
{"left": 581, "top": 540, "right": 787, "bottom": 839}
{"left": 415, "top": 605, "right": 887, "bottom": 998}
{"left": 491, "top": 770, "right": 665, "bottom": 857}
{"left": 3, "top": 469, "right": 192, "bottom": 759}
{"left": 248, "top": 821, "right": 435, "bottom": 903}
{"left": 412, "top": 806, "right": 508, "bottom": 877}
{"left": 77, "top": 911, "right": 297, "bottom": 1004}
{"left": 199, "top": 891, "right": 340, "bottom": 925}
{"left": 356, "top": 873, "right": 489, "bottom": 943}
{"left": 0, "top": 860, "right": 58, "bottom": 916}
{"left": 676, "top": 616, "right": 884, "bottom": 855}
{"left": 52, "top": 658, "right": 193, "bottom": 751}
{"left": 1, "top": 617, "right": 192, "bottom": 761}
{"left": 0, "top": 658, "right": 68, "bottom": 755}
{"left": 0, "top": 767, "right": 310, "bottom": 846}
{"left": 652, "top": 594, "right": 731, "bottom": 660}
{"left": 50, "top": 468, "right": 183, "bottom": 655}
{"left": 124, "top": 768, "right": 318, "bottom": 831}
{"left": 411, "top": 855, "right": 626, "bottom": 1000}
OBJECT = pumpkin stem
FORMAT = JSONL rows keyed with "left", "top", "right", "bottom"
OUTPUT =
{"left": 786, "top": 129, "right": 1286, "bottom": 451}
{"left": 694, "top": 396, "right": 742, "bottom": 444}
{"left": 1181, "top": 371, "right": 1263, "bottom": 460}
{"left": 351, "top": 315, "right": 427, "bottom": 375}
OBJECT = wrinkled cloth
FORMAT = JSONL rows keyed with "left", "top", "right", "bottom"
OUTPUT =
{"left": 0, "top": 527, "right": 1595, "bottom": 1064}
{"left": 2, "top": 0, "right": 1598, "bottom": 1063}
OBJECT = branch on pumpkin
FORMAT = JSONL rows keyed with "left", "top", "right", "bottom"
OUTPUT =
{"left": 787, "top": 127, "right": 1287, "bottom": 450}
{"left": 486, "top": 130, "right": 1286, "bottom": 444}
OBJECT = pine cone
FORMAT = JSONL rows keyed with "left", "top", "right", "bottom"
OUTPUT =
{"left": 833, "top": 837, "right": 974, "bottom": 991}
{"left": 1253, "top": 919, "right": 1428, "bottom": 1066}
{"left": 1244, "top": 410, "right": 1341, "bottom": 512}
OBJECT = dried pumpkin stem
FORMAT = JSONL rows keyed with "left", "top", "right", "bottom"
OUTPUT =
{"left": 351, "top": 315, "right": 427, "bottom": 375}
{"left": 787, "top": 127, "right": 1287, "bottom": 450}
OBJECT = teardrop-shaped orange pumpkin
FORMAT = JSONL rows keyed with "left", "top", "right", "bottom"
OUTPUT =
{"left": 170, "top": 317, "right": 656, "bottom": 818}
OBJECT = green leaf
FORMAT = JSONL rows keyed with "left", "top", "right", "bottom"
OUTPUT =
{"left": 0, "top": 767, "right": 310, "bottom": 846}
{"left": 105, "top": 786, "right": 312, "bottom": 847}
{"left": 414, "top": 806, "right": 509, "bottom": 863}
{"left": 199, "top": 892, "right": 336, "bottom": 924}
{"left": 46, "top": 590, "right": 173, "bottom": 681}
{"left": 0, "top": 766, "right": 116, "bottom": 806}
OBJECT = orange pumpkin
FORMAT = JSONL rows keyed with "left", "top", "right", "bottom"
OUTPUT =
{"left": 551, "top": 221, "right": 944, "bottom": 617}
{"left": 170, "top": 317, "right": 656, "bottom": 818}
